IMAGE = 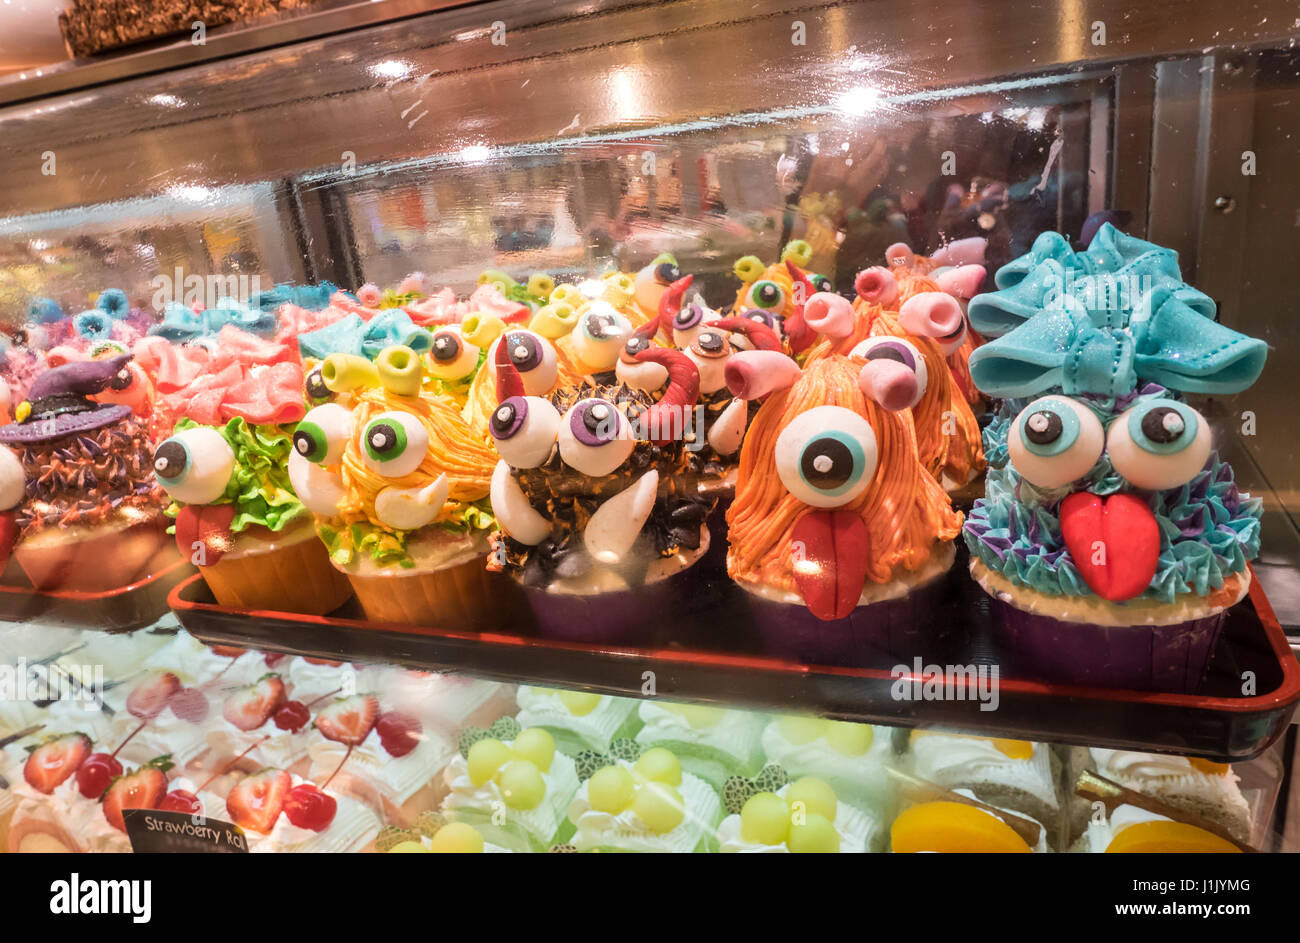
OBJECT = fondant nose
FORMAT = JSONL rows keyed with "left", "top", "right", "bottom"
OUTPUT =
{"left": 857, "top": 358, "right": 919, "bottom": 411}
{"left": 802, "top": 292, "right": 854, "bottom": 339}
{"left": 854, "top": 266, "right": 899, "bottom": 306}
{"left": 935, "top": 264, "right": 987, "bottom": 300}
{"left": 899, "top": 293, "right": 963, "bottom": 339}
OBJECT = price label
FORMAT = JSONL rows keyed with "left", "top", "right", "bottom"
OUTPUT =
{"left": 123, "top": 809, "right": 249, "bottom": 853}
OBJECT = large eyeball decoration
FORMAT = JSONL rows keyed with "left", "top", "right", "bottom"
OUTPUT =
{"left": 775, "top": 405, "right": 879, "bottom": 508}
{"left": 746, "top": 279, "right": 786, "bottom": 311}
{"left": 558, "top": 398, "right": 635, "bottom": 477}
{"left": 293, "top": 403, "right": 353, "bottom": 466}
{"left": 1008, "top": 397, "right": 1105, "bottom": 489}
{"left": 360, "top": 411, "right": 428, "bottom": 477}
{"left": 491, "top": 330, "right": 558, "bottom": 396}
{"left": 153, "top": 427, "right": 237, "bottom": 505}
{"left": 490, "top": 395, "right": 562, "bottom": 468}
{"left": 427, "top": 327, "right": 480, "bottom": 380}
{"left": 1106, "top": 399, "right": 1211, "bottom": 491}
{"left": 570, "top": 305, "right": 633, "bottom": 371}
{"left": 849, "top": 337, "right": 928, "bottom": 409}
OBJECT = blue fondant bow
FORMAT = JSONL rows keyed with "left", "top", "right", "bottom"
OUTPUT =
{"left": 147, "top": 297, "right": 277, "bottom": 342}
{"left": 297, "top": 311, "right": 433, "bottom": 362}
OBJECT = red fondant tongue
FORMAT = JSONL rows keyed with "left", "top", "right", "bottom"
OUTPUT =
{"left": 174, "top": 505, "right": 237, "bottom": 566}
{"left": 0, "top": 511, "right": 16, "bottom": 568}
{"left": 1060, "top": 492, "right": 1159, "bottom": 602}
{"left": 791, "top": 511, "right": 871, "bottom": 621}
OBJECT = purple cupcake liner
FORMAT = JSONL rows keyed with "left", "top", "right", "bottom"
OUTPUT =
{"left": 523, "top": 564, "right": 703, "bottom": 647}
{"left": 744, "top": 576, "right": 951, "bottom": 668}
{"left": 985, "top": 597, "right": 1226, "bottom": 693}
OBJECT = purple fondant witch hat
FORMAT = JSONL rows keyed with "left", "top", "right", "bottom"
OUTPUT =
{"left": 0, "top": 355, "right": 133, "bottom": 444}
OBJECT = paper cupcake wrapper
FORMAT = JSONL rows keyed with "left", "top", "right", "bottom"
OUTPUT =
{"left": 201, "top": 531, "right": 353, "bottom": 615}
{"left": 346, "top": 555, "right": 527, "bottom": 631}
{"left": 15, "top": 517, "right": 171, "bottom": 592}
{"left": 985, "top": 596, "right": 1226, "bottom": 693}
{"left": 744, "top": 577, "right": 953, "bottom": 668}
{"left": 523, "top": 563, "right": 706, "bottom": 646}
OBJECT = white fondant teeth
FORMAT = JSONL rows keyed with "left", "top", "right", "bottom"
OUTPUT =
{"left": 708, "top": 398, "right": 748, "bottom": 457}
{"left": 614, "top": 358, "right": 669, "bottom": 393}
{"left": 490, "top": 460, "right": 550, "bottom": 545}
{"left": 374, "top": 475, "right": 449, "bottom": 531}
{"left": 686, "top": 348, "right": 730, "bottom": 395}
{"left": 583, "top": 470, "right": 659, "bottom": 563}
{"left": 288, "top": 449, "right": 348, "bottom": 516}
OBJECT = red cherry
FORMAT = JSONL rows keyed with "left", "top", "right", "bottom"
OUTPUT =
{"left": 169, "top": 687, "right": 209, "bottom": 724}
{"left": 264, "top": 653, "right": 286, "bottom": 668}
{"left": 75, "top": 753, "right": 123, "bottom": 800}
{"left": 157, "top": 789, "right": 201, "bottom": 815}
{"left": 376, "top": 711, "right": 422, "bottom": 758}
{"left": 283, "top": 783, "right": 337, "bottom": 832}
{"left": 273, "top": 700, "right": 311, "bottom": 733}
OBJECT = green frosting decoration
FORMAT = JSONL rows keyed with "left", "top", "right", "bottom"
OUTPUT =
{"left": 317, "top": 498, "right": 496, "bottom": 569}
{"left": 165, "top": 417, "right": 307, "bottom": 535}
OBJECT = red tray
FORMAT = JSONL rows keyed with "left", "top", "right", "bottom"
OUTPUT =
{"left": 168, "top": 564, "right": 1300, "bottom": 762}
{"left": 0, "top": 556, "right": 196, "bottom": 631}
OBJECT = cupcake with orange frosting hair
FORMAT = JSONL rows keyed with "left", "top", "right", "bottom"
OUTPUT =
{"left": 723, "top": 352, "right": 962, "bottom": 665}
{"left": 289, "top": 345, "right": 510, "bottom": 627}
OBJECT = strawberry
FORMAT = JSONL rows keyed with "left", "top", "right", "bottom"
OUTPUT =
{"left": 222, "top": 674, "right": 287, "bottom": 732}
{"left": 376, "top": 711, "right": 422, "bottom": 758}
{"left": 23, "top": 733, "right": 91, "bottom": 794}
{"left": 303, "top": 657, "right": 342, "bottom": 667}
{"left": 209, "top": 645, "right": 248, "bottom": 658}
{"left": 126, "top": 671, "right": 181, "bottom": 720}
{"left": 101, "top": 758, "right": 172, "bottom": 832}
{"left": 225, "top": 768, "right": 291, "bottom": 834}
{"left": 315, "top": 695, "right": 379, "bottom": 746}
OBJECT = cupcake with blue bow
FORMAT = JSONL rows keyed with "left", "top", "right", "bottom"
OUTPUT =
{"left": 962, "top": 226, "right": 1268, "bottom": 691}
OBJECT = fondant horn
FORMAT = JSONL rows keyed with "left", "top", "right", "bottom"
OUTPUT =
{"left": 490, "top": 460, "right": 550, "bottom": 545}
{"left": 711, "top": 316, "right": 782, "bottom": 352}
{"left": 635, "top": 348, "right": 700, "bottom": 446}
{"left": 584, "top": 470, "right": 659, "bottom": 563}
{"left": 656, "top": 274, "right": 694, "bottom": 339}
{"left": 495, "top": 340, "right": 525, "bottom": 404}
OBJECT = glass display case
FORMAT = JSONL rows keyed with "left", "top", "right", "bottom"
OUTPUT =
{"left": 0, "top": 0, "right": 1297, "bottom": 855}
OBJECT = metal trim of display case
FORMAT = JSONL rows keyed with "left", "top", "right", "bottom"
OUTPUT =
{"left": 170, "top": 565, "right": 1300, "bottom": 762}
{"left": 0, "top": 556, "right": 196, "bottom": 631}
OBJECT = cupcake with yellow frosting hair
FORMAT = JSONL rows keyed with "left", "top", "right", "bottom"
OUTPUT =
{"left": 288, "top": 345, "right": 511, "bottom": 627}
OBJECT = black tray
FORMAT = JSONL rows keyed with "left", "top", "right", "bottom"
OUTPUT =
{"left": 170, "top": 557, "right": 1300, "bottom": 762}
{"left": 0, "top": 557, "right": 195, "bottom": 632}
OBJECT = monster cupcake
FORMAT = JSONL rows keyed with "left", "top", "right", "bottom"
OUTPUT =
{"left": 962, "top": 234, "right": 1268, "bottom": 690}
{"left": 487, "top": 342, "right": 716, "bottom": 643}
{"left": 723, "top": 352, "right": 962, "bottom": 665}
{"left": 290, "top": 344, "right": 507, "bottom": 627}
{"left": 0, "top": 357, "right": 173, "bottom": 592}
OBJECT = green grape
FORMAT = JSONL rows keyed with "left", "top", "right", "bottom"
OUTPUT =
{"left": 672, "top": 703, "right": 724, "bottom": 728}
{"left": 787, "top": 777, "right": 837, "bottom": 823}
{"left": 498, "top": 760, "right": 546, "bottom": 810}
{"left": 825, "top": 720, "right": 873, "bottom": 757}
{"left": 429, "top": 822, "right": 485, "bottom": 853}
{"left": 740, "top": 792, "right": 790, "bottom": 845}
{"left": 512, "top": 728, "right": 555, "bottom": 773}
{"left": 467, "top": 738, "right": 513, "bottom": 787}
{"left": 632, "top": 782, "right": 685, "bottom": 834}
{"left": 777, "top": 715, "right": 826, "bottom": 745}
{"left": 588, "top": 765, "right": 635, "bottom": 814}
{"left": 559, "top": 691, "right": 602, "bottom": 716}
{"left": 633, "top": 747, "right": 682, "bottom": 786}
{"left": 388, "top": 841, "right": 430, "bottom": 853}
{"left": 786, "top": 813, "right": 840, "bottom": 853}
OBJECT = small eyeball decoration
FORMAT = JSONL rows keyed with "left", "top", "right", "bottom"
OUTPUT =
{"left": 632, "top": 253, "right": 684, "bottom": 319}
{"left": 724, "top": 354, "right": 962, "bottom": 622}
{"left": 488, "top": 340, "right": 714, "bottom": 591}
{"left": 288, "top": 345, "right": 496, "bottom": 547}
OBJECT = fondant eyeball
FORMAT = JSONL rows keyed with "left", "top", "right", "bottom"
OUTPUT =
{"left": 633, "top": 258, "right": 681, "bottom": 312}
{"left": 557, "top": 398, "right": 634, "bottom": 477}
{"left": 686, "top": 329, "right": 731, "bottom": 395}
{"left": 1008, "top": 397, "right": 1105, "bottom": 489}
{"left": 571, "top": 306, "right": 633, "bottom": 371}
{"left": 0, "top": 447, "right": 24, "bottom": 510}
{"left": 153, "top": 427, "right": 236, "bottom": 505}
{"left": 293, "top": 403, "right": 353, "bottom": 466}
{"left": 304, "top": 366, "right": 332, "bottom": 404}
{"left": 615, "top": 335, "right": 669, "bottom": 392}
{"left": 1107, "top": 399, "right": 1211, "bottom": 491}
{"left": 932, "top": 316, "right": 968, "bottom": 357}
{"left": 490, "top": 395, "right": 561, "bottom": 468}
{"left": 809, "top": 273, "right": 834, "bottom": 294}
{"left": 774, "top": 405, "right": 879, "bottom": 508}
{"left": 361, "top": 411, "right": 427, "bottom": 477}
{"left": 849, "top": 337, "right": 929, "bottom": 409}
{"left": 747, "top": 279, "right": 786, "bottom": 311}
{"left": 427, "top": 327, "right": 480, "bottom": 380}
{"left": 491, "top": 330, "right": 558, "bottom": 396}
